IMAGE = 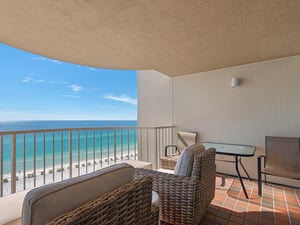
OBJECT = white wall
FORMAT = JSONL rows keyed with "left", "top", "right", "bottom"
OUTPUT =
{"left": 138, "top": 70, "right": 172, "bottom": 127}
{"left": 173, "top": 55, "right": 300, "bottom": 187}
{"left": 137, "top": 70, "right": 172, "bottom": 166}
{"left": 137, "top": 56, "right": 300, "bottom": 187}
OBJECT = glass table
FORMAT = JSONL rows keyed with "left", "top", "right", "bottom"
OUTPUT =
{"left": 202, "top": 142, "right": 256, "bottom": 199}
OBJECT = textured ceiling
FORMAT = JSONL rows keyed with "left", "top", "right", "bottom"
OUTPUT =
{"left": 0, "top": 0, "right": 300, "bottom": 76}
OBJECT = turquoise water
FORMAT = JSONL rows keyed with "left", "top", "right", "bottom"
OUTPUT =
{"left": 0, "top": 120, "right": 137, "bottom": 175}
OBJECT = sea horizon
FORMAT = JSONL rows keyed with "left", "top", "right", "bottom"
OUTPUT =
{"left": 0, "top": 120, "right": 137, "bottom": 132}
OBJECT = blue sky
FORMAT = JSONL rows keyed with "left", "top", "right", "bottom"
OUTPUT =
{"left": 0, "top": 44, "right": 137, "bottom": 121}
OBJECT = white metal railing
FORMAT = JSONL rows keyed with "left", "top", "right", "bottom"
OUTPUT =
{"left": 0, "top": 126, "right": 175, "bottom": 197}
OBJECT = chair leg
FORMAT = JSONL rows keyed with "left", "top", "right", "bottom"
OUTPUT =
{"left": 221, "top": 175, "right": 226, "bottom": 186}
{"left": 258, "top": 157, "right": 262, "bottom": 196}
{"left": 264, "top": 174, "right": 267, "bottom": 185}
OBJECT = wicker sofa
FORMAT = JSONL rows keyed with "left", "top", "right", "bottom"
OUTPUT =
{"left": 136, "top": 144, "right": 216, "bottom": 225}
{"left": 19, "top": 163, "right": 159, "bottom": 225}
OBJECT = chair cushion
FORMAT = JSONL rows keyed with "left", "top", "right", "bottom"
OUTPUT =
{"left": 174, "top": 144, "right": 205, "bottom": 176}
{"left": 22, "top": 163, "right": 135, "bottom": 225}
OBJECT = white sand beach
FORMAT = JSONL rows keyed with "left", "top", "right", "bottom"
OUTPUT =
{"left": 2, "top": 153, "right": 138, "bottom": 196}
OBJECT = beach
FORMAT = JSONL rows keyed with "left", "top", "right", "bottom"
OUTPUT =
{"left": 2, "top": 153, "right": 137, "bottom": 196}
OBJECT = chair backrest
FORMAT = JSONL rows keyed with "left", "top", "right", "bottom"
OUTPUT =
{"left": 174, "top": 144, "right": 205, "bottom": 177}
{"left": 47, "top": 175, "right": 154, "bottom": 225}
{"left": 265, "top": 136, "right": 300, "bottom": 170}
{"left": 22, "top": 163, "right": 135, "bottom": 225}
{"left": 191, "top": 147, "right": 216, "bottom": 180}
{"left": 176, "top": 131, "right": 198, "bottom": 152}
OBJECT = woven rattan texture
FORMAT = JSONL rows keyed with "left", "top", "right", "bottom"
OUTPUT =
{"left": 46, "top": 175, "right": 159, "bottom": 225}
{"left": 136, "top": 148, "right": 216, "bottom": 225}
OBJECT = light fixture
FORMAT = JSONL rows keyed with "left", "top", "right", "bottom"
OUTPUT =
{"left": 231, "top": 78, "right": 240, "bottom": 88}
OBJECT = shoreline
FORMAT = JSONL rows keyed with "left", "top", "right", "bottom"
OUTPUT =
{"left": 1, "top": 153, "right": 138, "bottom": 196}
{"left": 2, "top": 149, "right": 138, "bottom": 179}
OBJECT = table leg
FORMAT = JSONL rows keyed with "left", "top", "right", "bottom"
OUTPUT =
{"left": 239, "top": 157, "right": 252, "bottom": 180}
{"left": 235, "top": 156, "right": 249, "bottom": 199}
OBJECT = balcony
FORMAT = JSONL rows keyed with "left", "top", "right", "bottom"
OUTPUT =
{"left": 1, "top": 126, "right": 300, "bottom": 225}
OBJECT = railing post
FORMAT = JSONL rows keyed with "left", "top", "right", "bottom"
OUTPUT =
{"left": 52, "top": 132, "right": 55, "bottom": 182}
{"left": 23, "top": 134, "right": 26, "bottom": 190}
{"left": 0, "top": 135, "right": 3, "bottom": 197}
{"left": 114, "top": 128, "right": 117, "bottom": 163}
{"left": 138, "top": 128, "right": 142, "bottom": 160}
{"left": 69, "top": 131, "right": 73, "bottom": 178}
{"left": 85, "top": 131, "right": 88, "bottom": 174}
{"left": 121, "top": 129, "right": 123, "bottom": 160}
{"left": 134, "top": 128, "right": 137, "bottom": 160}
{"left": 43, "top": 133, "right": 46, "bottom": 184}
{"left": 61, "top": 132, "right": 64, "bottom": 180}
{"left": 77, "top": 131, "right": 80, "bottom": 176}
{"left": 11, "top": 134, "right": 17, "bottom": 194}
{"left": 155, "top": 128, "right": 158, "bottom": 170}
{"left": 146, "top": 128, "right": 149, "bottom": 162}
{"left": 34, "top": 133, "right": 36, "bottom": 187}
{"left": 100, "top": 129, "right": 103, "bottom": 168}
{"left": 93, "top": 130, "right": 95, "bottom": 171}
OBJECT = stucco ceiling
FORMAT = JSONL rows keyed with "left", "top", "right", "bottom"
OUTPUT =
{"left": 0, "top": 1, "right": 300, "bottom": 76}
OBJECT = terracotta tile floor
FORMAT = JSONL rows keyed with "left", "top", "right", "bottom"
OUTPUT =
{"left": 161, "top": 176, "right": 300, "bottom": 225}
{"left": 200, "top": 176, "right": 300, "bottom": 225}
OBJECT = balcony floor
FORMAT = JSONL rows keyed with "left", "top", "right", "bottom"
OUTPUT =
{"left": 162, "top": 176, "right": 300, "bottom": 225}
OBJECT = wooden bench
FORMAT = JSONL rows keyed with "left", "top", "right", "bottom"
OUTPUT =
{"left": 258, "top": 136, "right": 300, "bottom": 196}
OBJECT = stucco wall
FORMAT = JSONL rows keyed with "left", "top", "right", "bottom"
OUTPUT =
{"left": 173, "top": 55, "right": 300, "bottom": 187}
{"left": 137, "top": 70, "right": 173, "bottom": 166}
{"left": 138, "top": 70, "right": 172, "bottom": 127}
{"left": 137, "top": 56, "right": 300, "bottom": 187}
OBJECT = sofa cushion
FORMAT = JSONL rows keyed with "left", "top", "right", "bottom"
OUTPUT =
{"left": 22, "top": 163, "right": 135, "bottom": 225}
{"left": 174, "top": 144, "right": 205, "bottom": 176}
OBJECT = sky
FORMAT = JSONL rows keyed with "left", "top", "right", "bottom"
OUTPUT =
{"left": 0, "top": 44, "right": 137, "bottom": 121}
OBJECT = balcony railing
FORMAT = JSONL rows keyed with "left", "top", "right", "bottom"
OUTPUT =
{"left": 0, "top": 126, "right": 175, "bottom": 197}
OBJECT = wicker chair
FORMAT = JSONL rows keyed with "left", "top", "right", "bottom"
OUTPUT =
{"left": 21, "top": 163, "right": 159, "bottom": 225}
{"left": 47, "top": 175, "right": 159, "bottom": 225}
{"left": 136, "top": 145, "right": 216, "bottom": 225}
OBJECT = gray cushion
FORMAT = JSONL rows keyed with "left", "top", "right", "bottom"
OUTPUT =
{"left": 174, "top": 144, "right": 205, "bottom": 176}
{"left": 22, "top": 163, "right": 134, "bottom": 225}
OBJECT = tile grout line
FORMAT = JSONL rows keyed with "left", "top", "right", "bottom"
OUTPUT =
{"left": 283, "top": 186, "right": 293, "bottom": 225}
{"left": 294, "top": 188, "right": 300, "bottom": 207}
{"left": 245, "top": 181, "right": 253, "bottom": 223}
{"left": 232, "top": 180, "right": 245, "bottom": 224}
{"left": 272, "top": 183, "right": 276, "bottom": 225}
{"left": 258, "top": 182, "right": 263, "bottom": 225}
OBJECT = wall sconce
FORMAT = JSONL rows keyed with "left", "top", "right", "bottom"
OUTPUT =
{"left": 231, "top": 78, "right": 240, "bottom": 88}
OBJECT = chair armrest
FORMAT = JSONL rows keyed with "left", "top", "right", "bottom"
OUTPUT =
{"left": 136, "top": 168, "right": 206, "bottom": 225}
{"left": 135, "top": 168, "right": 199, "bottom": 198}
{"left": 164, "top": 145, "right": 178, "bottom": 156}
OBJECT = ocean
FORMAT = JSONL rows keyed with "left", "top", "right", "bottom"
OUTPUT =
{"left": 0, "top": 120, "right": 137, "bottom": 175}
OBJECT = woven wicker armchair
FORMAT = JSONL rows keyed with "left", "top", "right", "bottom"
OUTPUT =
{"left": 47, "top": 175, "right": 158, "bottom": 225}
{"left": 136, "top": 146, "right": 216, "bottom": 225}
{"left": 21, "top": 163, "right": 159, "bottom": 225}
